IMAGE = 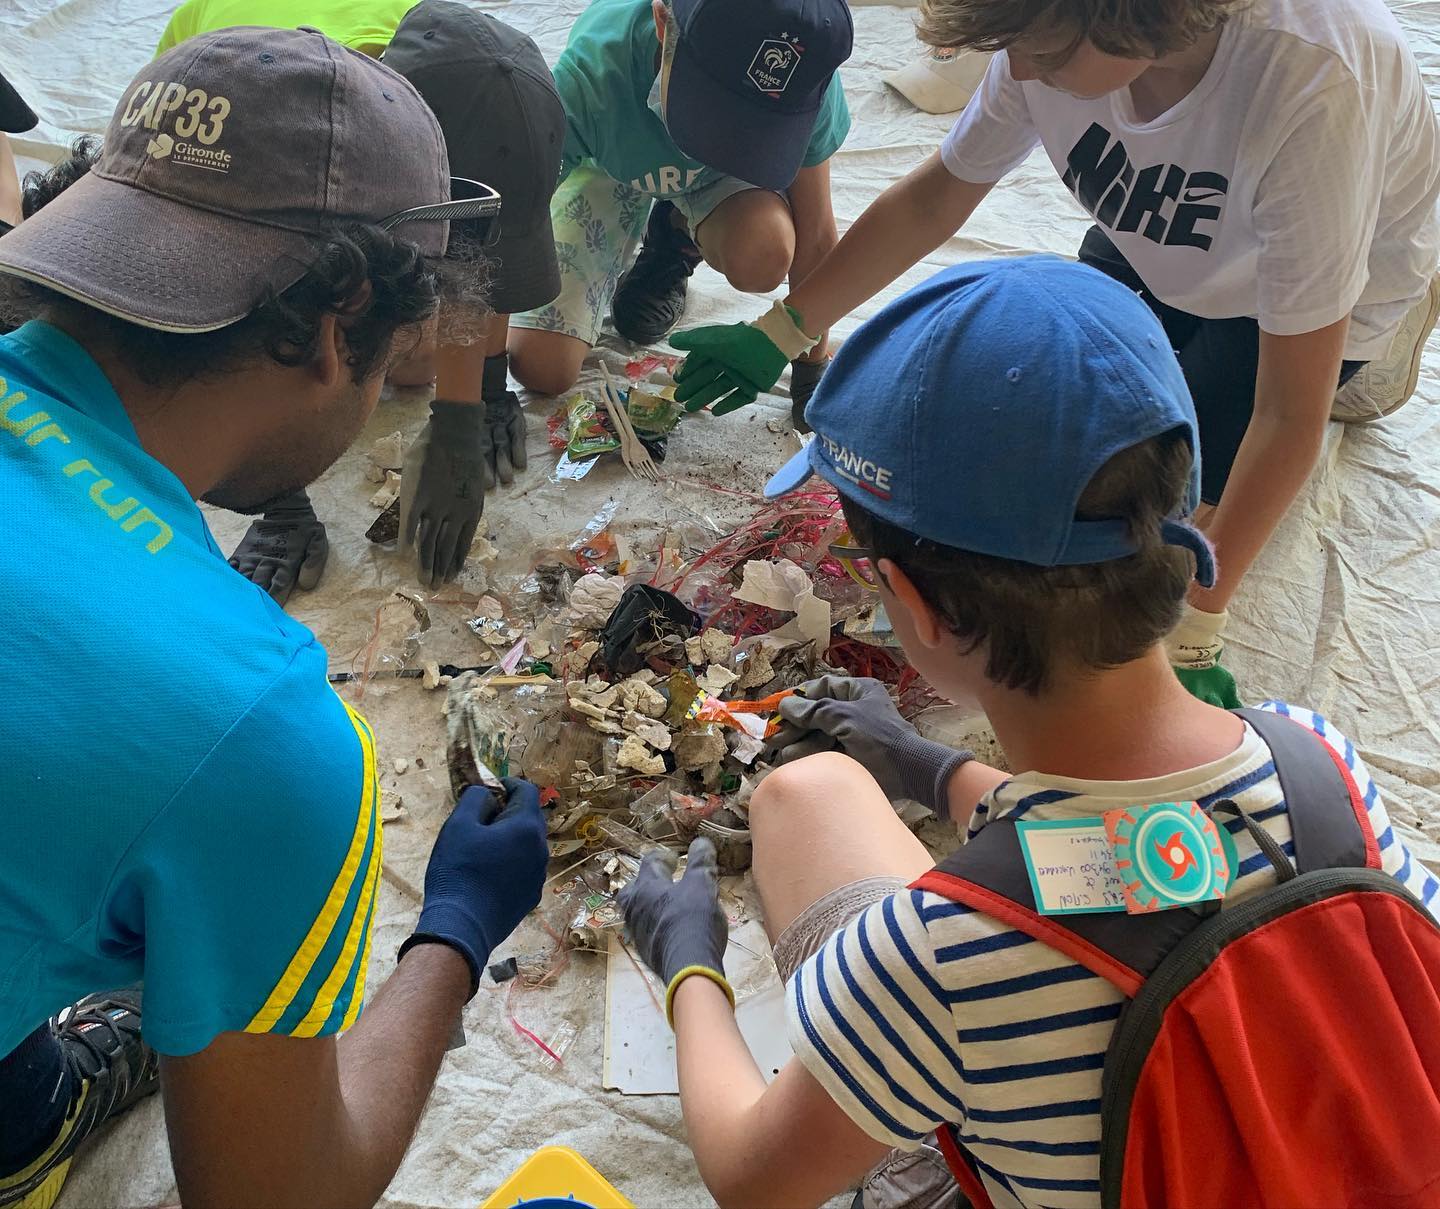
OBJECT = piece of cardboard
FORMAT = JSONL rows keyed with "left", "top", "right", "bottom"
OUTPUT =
{"left": 602, "top": 920, "right": 793, "bottom": 1095}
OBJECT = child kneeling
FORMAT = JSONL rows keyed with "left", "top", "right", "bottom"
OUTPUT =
{"left": 618, "top": 257, "right": 1440, "bottom": 1209}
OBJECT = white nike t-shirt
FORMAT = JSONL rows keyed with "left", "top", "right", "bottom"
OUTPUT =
{"left": 941, "top": 0, "right": 1440, "bottom": 359}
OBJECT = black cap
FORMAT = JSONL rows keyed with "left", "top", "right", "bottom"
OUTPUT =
{"left": 0, "top": 68, "right": 37, "bottom": 134}
{"left": 666, "top": 0, "right": 852, "bottom": 191}
{"left": 385, "top": 2, "right": 564, "bottom": 314}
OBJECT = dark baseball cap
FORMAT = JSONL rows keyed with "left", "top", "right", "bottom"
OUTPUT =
{"left": 767, "top": 258, "right": 1216, "bottom": 587}
{"left": 0, "top": 68, "right": 37, "bottom": 134}
{"left": 0, "top": 27, "right": 452, "bottom": 333}
{"left": 385, "top": 2, "right": 564, "bottom": 314}
{"left": 665, "top": 0, "right": 852, "bottom": 192}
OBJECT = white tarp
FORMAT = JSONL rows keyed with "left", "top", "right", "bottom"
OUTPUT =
{"left": 3, "top": 1, "right": 1437, "bottom": 1205}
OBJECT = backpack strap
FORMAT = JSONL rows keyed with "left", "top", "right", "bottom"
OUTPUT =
{"left": 913, "top": 709, "right": 1380, "bottom": 995}
{"left": 1233, "top": 708, "right": 1380, "bottom": 872}
{"left": 916, "top": 823, "right": 1201, "bottom": 996}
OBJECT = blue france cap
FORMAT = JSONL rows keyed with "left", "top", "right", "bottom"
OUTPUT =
{"left": 666, "top": 0, "right": 852, "bottom": 192}
{"left": 766, "top": 257, "right": 1215, "bottom": 586}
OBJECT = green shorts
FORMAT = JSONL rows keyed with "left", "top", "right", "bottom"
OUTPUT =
{"left": 510, "top": 161, "right": 758, "bottom": 347}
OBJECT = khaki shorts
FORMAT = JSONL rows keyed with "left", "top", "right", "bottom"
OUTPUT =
{"left": 772, "top": 876, "right": 910, "bottom": 985}
{"left": 510, "top": 161, "right": 759, "bottom": 347}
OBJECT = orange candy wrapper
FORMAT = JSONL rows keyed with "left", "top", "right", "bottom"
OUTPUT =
{"left": 694, "top": 688, "right": 798, "bottom": 740}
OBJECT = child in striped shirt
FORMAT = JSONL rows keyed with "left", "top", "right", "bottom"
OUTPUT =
{"left": 617, "top": 256, "right": 1439, "bottom": 1209}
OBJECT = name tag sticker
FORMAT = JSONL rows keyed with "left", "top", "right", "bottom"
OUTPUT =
{"left": 1015, "top": 819, "right": 1129, "bottom": 915}
{"left": 1103, "top": 801, "right": 1234, "bottom": 914}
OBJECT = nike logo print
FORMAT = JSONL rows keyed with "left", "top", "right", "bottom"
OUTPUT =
{"left": 1183, "top": 187, "right": 1225, "bottom": 203}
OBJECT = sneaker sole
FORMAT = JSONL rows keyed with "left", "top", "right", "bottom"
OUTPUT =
{"left": 2, "top": 1158, "right": 72, "bottom": 1209}
{"left": 1333, "top": 273, "right": 1440, "bottom": 424}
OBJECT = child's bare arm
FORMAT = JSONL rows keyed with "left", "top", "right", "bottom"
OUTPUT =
{"left": 1191, "top": 316, "right": 1350, "bottom": 612}
{"left": 786, "top": 152, "right": 995, "bottom": 337}
{"left": 673, "top": 977, "right": 891, "bottom": 1208}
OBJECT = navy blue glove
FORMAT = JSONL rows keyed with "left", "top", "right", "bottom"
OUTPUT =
{"left": 399, "top": 779, "right": 548, "bottom": 998}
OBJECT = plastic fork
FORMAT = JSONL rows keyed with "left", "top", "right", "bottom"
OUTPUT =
{"left": 599, "top": 365, "right": 660, "bottom": 483}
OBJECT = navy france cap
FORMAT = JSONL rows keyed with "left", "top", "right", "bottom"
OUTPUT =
{"left": 766, "top": 257, "right": 1216, "bottom": 587}
{"left": 665, "top": 0, "right": 852, "bottom": 192}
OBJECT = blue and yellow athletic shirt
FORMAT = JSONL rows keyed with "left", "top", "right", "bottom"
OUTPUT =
{"left": 0, "top": 321, "right": 381, "bottom": 1058}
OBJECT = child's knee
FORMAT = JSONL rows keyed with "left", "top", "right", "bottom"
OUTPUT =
{"left": 751, "top": 751, "right": 867, "bottom": 835}
{"left": 508, "top": 333, "right": 584, "bottom": 397}
{"left": 721, "top": 234, "right": 792, "bottom": 294}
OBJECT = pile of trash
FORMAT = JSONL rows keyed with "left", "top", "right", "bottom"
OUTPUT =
{"left": 444, "top": 573, "right": 843, "bottom": 886}
{"left": 338, "top": 435, "right": 945, "bottom": 993}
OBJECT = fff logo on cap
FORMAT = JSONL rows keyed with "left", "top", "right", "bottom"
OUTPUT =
{"left": 748, "top": 35, "right": 802, "bottom": 96}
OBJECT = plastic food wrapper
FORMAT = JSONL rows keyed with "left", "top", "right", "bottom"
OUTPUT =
{"left": 557, "top": 850, "right": 646, "bottom": 949}
{"left": 445, "top": 671, "right": 565, "bottom": 798}
{"left": 625, "top": 352, "right": 681, "bottom": 380}
{"left": 625, "top": 386, "right": 683, "bottom": 437}
{"left": 569, "top": 500, "right": 621, "bottom": 573}
{"left": 565, "top": 393, "right": 621, "bottom": 460}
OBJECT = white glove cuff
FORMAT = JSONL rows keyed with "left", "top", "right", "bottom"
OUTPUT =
{"left": 753, "top": 300, "right": 819, "bottom": 361}
{"left": 1167, "top": 604, "right": 1229, "bottom": 670}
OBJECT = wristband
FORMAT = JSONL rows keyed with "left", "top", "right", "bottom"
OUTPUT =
{"left": 664, "top": 964, "right": 736, "bottom": 1028}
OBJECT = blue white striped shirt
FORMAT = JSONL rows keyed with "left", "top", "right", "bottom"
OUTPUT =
{"left": 787, "top": 703, "right": 1440, "bottom": 1209}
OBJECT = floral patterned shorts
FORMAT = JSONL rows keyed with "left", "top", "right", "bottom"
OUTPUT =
{"left": 510, "top": 161, "right": 757, "bottom": 347}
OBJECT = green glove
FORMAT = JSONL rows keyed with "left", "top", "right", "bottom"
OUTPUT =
{"left": 617, "top": 837, "right": 733, "bottom": 1026}
{"left": 1166, "top": 604, "right": 1243, "bottom": 708}
{"left": 672, "top": 301, "right": 818, "bottom": 416}
{"left": 1175, "top": 663, "right": 1243, "bottom": 709}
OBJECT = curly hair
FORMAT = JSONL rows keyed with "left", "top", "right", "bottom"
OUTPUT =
{"left": 916, "top": 0, "right": 1244, "bottom": 59}
{"left": 843, "top": 429, "right": 1198, "bottom": 695}
{"left": 0, "top": 221, "right": 491, "bottom": 387}
{"left": 21, "top": 136, "right": 100, "bottom": 219}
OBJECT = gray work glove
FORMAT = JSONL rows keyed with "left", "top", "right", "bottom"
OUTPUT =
{"left": 767, "top": 676, "right": 973, "bottom": 820}
{"left": 618, "top": 837, "right": 733, "bottom": 1026}
{"left": 399, "top": 399, "right": 488, "bottom": 588}
{"left": 480, "top": 353, "right": 528, "bottom": 488}
{"left": 228, "top": 488, "right": 328, "bottom": 606}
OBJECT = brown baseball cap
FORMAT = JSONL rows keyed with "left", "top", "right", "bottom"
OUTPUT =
{"left": 0, "top": 27, "right": 452, "bottom": 333}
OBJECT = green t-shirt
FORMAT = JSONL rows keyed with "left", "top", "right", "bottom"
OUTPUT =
{"left": 155, "top": 0, "right": 415, "bottom": 56}
{"left": 553, "top": 0, "right": 850, "bottom": 196}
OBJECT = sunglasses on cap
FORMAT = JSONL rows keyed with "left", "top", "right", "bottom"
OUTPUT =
{"left": 379, "top": 176, "right": 501, "bottom": 246}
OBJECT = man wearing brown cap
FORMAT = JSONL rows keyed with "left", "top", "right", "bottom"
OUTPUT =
{"left": 0, "top": 28, "right": 548, "bottom": 1208}
{"left": 158, "top": 0, "right": 568, "bottom": 592}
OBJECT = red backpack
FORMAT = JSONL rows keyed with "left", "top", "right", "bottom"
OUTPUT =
{"left": 911, "top": 709, "right": 1440, "bottom": 1208}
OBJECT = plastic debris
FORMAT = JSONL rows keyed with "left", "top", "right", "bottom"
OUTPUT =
{"left": 622, "top": 712, "right": 671, "bottom": 751}
{"left": 734, "top": 559, "right": 832, "bottom": 650}
{"left": 369, "top": 470, "right": 401, "bottom": 510}
{"left": 698, "top": 664, "right": 739, "bottom": 694}
{"left": 365, "top": 498, "right": 401, "bottom": 545}
{"left": 686, "top": 628, "right": 734, "bottom": 667}
{"left": 617, "top": 676, "right": 667, "bottom": 719}
{"left": 564, "top": 640, "right": 601, "bottom": 678}
{"left": 596, "top": 583, "right": 698, "bottom": 678}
